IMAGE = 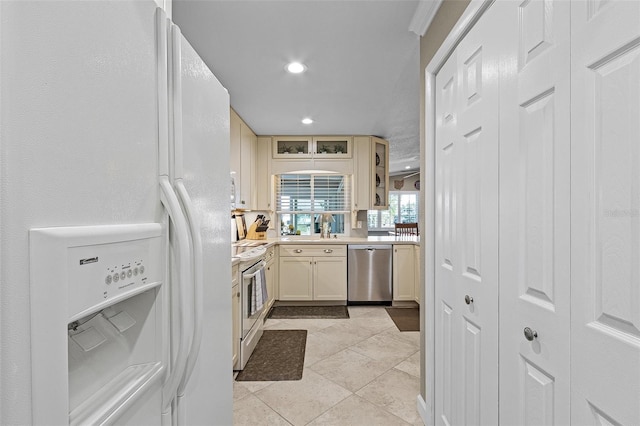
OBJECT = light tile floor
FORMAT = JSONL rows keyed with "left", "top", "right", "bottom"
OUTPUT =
{"left": 233, "top": 306, "right": 422, "bottom": 426}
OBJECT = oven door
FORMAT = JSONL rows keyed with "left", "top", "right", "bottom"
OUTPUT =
{"left": 241, "top": 260, "right": 266, "bottom": 340}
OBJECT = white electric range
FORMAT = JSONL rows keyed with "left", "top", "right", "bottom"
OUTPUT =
{"left": 232, "top": 240, "right": 269, "bottom": 369}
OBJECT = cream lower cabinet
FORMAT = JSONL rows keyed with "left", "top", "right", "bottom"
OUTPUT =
{"left": 392, "top": 245, "right": 415, "bottom": 301}
{"left": 264, "top": 245, "right": 277, "bottom": 309}
{"left": 278, "top": 245, "right": 347, "bottom": 301}
{"left": 231, "top": 264, "right": 239, "bottom": 369}
{"left": 279, "top": 257, "right": 313, "bottom": 300}
{"left": 414, "top": 245, "right": 420, "bottom": 304}
{"left": 313, "top": 257, "right": 347, "bottom": 300}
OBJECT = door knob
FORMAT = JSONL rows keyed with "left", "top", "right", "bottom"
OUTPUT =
{"left": 464, "top": 295, "right": 473, "bottom": 305}
{"left": 523, "top": 327, "right": 538, "bottom": 341}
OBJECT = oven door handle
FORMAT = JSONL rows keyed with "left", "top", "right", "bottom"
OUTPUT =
{"left": 243, "top": 262, "right": 267, "bottom": 279}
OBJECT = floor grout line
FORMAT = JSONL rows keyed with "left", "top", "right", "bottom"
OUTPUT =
{"left": 234, "top": 307, "right": 421, "bottom": 425}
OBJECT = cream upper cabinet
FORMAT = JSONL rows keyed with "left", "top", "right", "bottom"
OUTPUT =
{"left": 272, "top": 136, "right": 353, "bottom": 159}
{"left": 371, "top": 137, "right": 389, "bottom": 210}
{"left": 353, "top": 136, "right": 389, "bottom": 211}
{"left": 256, "top": 136, "right": 272, "bottom": 212}
{"left": 393, "top": 245, "right": 415, "bottom": 301}
{"left": 278, "top": 245, "right": 347, "bottom": 301}
{"left": 353, "top": 136, "right": 371, "bottom": 210}
{"left": 312, "top": 136, "right": 352, "bottom": 158}
{"left": 239, "top": 121, "right": 257, "bottom": 209}
{"left": 230, "top": 108, "right": 257, "bottom": 209}
{"left": 272, "top": 136, "right": 313, "bottom": 158}
{"left": 230, "top": 110, "right": 241, "bottom": 204}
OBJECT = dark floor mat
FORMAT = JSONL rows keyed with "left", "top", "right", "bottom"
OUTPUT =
{"left": 385, "top": 307, "right": 420, "bottom": 332}
{"left": 235, "top": 330, "right": 307, "bottom": 381}
{"left": 267, "top": 305, "right": 350, "bottom": 319}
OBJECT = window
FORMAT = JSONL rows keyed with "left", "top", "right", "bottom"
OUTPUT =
{"left": 368, "top": 191, "right": 418, "bottom": 230}
{"left": 276, "top": 174, "right": 350, "bottom": 235}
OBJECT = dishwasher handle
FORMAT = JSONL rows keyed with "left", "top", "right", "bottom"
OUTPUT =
{"left": 348, "top": 244, "right": 393, "bottom": 251}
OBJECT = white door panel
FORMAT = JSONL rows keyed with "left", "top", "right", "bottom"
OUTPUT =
{"left": 571, "top": 1, "right": 640, "bottom": 424}
{"left": 435, "top": 46, "right": 458, "bottom": 426}
{"left": 455, "top": 6, "right": 501, "bottom": 424}
{"left": 434, "top": 4, "right": 502, "bottom": 425}
{"left": 499, "top": 0, "right": 571, "bottom": 424}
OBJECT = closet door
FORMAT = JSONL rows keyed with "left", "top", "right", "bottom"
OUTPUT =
{"left": 571, "top": 1, "right": 640, "bottom": 425}
{"left": 499, "top": 1, "right": 571, "bottom": 424}
{"left": 435, "top": 48, "right": 459, "bottom": 426}
{"left": 434, "top": 4, "right": 502, "bottom": 424}
{"left": 454, "top": 9, "right": 501, "bottom": 425}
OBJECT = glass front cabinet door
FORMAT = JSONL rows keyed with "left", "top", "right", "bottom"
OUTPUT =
{"left": 272, "top": 136, "right": 313, "bottom": 158}
{"left": 371, "top": 137, "right": 388, "bottom": 209}
{"left": 312, "top": 136, "right": 352, "bottom": 158}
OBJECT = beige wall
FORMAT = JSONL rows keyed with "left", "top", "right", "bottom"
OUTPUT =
{"left": 419, "top": 0, "right": 470, "bottom": 401}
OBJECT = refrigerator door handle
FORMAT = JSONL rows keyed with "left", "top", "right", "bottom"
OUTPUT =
{"left": 175, "top": 180, "right": 204, "bottom": 396}
{"left": 159, "top": 177, "right": 194, "bottom": 412}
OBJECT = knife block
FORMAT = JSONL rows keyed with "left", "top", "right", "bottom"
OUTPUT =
{"left": 246, "top": 222, "right": 266, "bottom": 240}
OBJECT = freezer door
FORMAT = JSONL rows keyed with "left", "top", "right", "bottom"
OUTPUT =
{"left": 347, "top": 245, "right": 392, "bottom": 302}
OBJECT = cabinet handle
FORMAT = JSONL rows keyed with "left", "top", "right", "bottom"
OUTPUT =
{"left": 324, "top": 249, "right": 333, "bottom": 253}
{"left": 523, "top": 327, "right": 538, "bottom": 341}
{"left": 464, "top": 295, "right": 473, "bottom": 305}
{"left": 294, "top": 249, "right": 303, "bottom": 253}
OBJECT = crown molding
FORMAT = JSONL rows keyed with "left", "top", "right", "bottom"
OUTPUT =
{"left": 408, "top": 0, "right": 443, "bottom": 36}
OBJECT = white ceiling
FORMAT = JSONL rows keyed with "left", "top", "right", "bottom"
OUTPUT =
{"left": 173, "top": 0, "right": 422, "bottom": 174}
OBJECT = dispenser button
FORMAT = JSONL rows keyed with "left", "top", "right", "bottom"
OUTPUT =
{"left": 133, "top": 267, "right": 139, "bottom": 276}
{"left": 113, "top": 273, "right": 120, "bottom": 282}
{"left": 105, "top": 275, "right": 112, "bottom": 285}
{"left": 127, "top": 270, "right": 132, "bottom": 278}
{"left": 139, "top": 265, "right": 145, "bottom": 274}
{"left": 120, "top": 272, "right": 126, "bottom": 280}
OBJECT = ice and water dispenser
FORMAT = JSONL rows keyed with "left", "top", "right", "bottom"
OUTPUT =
{"left": 29, "top": 224, "right": 166, "bottom": 425}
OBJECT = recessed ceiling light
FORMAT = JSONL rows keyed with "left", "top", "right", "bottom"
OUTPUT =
{"left": 286, "top": 62, "right": 306, "bottom": 74}
{"left": 405, "top": 165, "right": 411, "bottom": 170}
{"left": 301, "top": 118, "right": 313, "bottom": 124}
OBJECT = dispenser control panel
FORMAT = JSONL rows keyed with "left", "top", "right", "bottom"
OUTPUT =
{"left": 67, "top": 236, "right": 162, "bottom": 321}
{"left": 30, "top": 224, "right": 164, "bottom": 322}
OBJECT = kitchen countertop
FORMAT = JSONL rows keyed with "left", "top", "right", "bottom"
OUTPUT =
{"left": 271, "top": 236, "right": 419, "bottom": 245}
{"left": 232, "top": 236, "right": 420, "bottom": 265}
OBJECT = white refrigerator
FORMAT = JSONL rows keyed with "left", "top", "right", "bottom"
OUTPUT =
{"left": 0, "top": 1, "right": 232, "bottom": 425}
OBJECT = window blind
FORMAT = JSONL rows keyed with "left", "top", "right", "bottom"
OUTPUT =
{"left": 275, "top": 174, "right": 350, "bottom": 213}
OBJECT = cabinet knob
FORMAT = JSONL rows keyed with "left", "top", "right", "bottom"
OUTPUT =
{"left": 294, "top": 249, "right": 303, "bottom": 253}
{"left": 523, "top": 327, "right": 538, "bottom": 341}
{"left": 324, "top": 249, "right": 333, "bottom": 253}
{"left": 464, "top": 295, "right": 473, "bottom": 305}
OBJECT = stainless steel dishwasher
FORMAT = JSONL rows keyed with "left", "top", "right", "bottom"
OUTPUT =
{"left": 347, "top": 245, "right": 392, "bottom": 303}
